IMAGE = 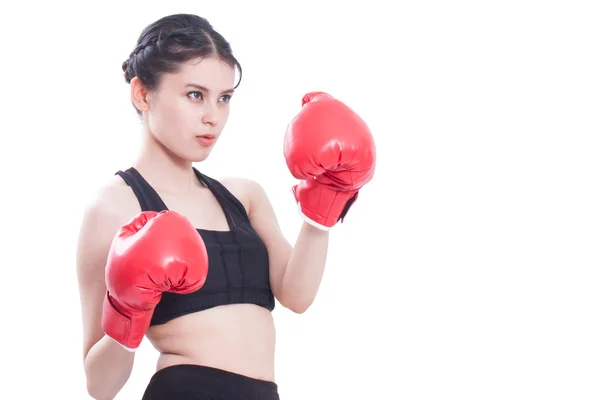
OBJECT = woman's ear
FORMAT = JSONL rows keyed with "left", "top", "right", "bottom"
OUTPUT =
{"left": 130, "top": 77, "right": 150, "bottom": 113}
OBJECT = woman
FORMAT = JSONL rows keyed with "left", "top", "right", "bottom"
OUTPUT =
{"left": 76, "top": 13, "right": 375, "bottom": 400}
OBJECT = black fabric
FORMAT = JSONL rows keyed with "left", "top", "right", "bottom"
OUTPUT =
{"left": 115, "top": 167, "right": 275, "bottom": 326}
{"left": 141, "top": 364, "right": 280, "bottom": 400}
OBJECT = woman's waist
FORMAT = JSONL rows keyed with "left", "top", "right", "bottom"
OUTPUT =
{"left": 146, "top": 305, "right": 276, "bottom": 379}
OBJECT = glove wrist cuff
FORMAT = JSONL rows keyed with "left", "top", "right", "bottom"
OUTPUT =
{"left": 294, "top": 200, "right": 333, "bottom": 231}
{"left": 292, "top": 180, "right": 359, "bottom": 229}
{"left": 101, "top": 292, "right": 151, "bottom": 351}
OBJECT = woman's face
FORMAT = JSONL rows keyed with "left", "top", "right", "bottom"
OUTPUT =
{"left": 143, "top": 56, "right": 236, "bottom": 162}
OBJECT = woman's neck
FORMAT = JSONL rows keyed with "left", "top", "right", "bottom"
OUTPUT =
{"left": 132, "top": 132, "right": 201, "bottom": 194}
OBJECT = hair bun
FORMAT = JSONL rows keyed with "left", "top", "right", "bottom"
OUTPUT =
{"left": 122, "top": 60, "right": 132, "bottom": 83}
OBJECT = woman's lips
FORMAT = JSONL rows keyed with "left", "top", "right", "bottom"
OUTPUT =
{"left": 195, "top": 134, "right": 215, "bottom": 146}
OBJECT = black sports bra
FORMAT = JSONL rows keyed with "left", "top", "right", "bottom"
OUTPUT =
{"left": 115, "top": 167, "right": 275, "bottom": 326}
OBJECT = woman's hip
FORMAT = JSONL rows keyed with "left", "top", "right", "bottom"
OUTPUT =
{"left": 141, "top": 363, "right": 279, "bottom": 400}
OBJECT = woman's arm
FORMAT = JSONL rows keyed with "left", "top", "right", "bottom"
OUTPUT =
{"left": 279, "top": 221, "right": 329, "bottom": 313}
{"left": 76, "top": 184, "right": 138, "bottom": 399}
{"left": 83, "top": 336, "right": 135, "bottom": 399}
{"left": 245, "top": 180, "right": 329, "bottom": 314}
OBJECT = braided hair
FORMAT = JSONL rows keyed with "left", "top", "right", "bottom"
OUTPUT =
{"left": 122, "top": 14, "right": 242, "bottom": 117}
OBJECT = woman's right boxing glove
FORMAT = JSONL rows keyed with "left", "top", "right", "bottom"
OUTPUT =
{"left": 102, "top": 210, "right": 209, "bottom": 351}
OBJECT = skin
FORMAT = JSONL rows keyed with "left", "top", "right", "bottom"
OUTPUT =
{"left": 76, "top": 55, "right": 330, "bottom": 399}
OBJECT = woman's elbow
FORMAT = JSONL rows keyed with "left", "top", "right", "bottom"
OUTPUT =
{"left": 86, "top": 381, "right": 109, "bottom": 400}
{"left": 285, "top": 297, "right": 314, "bottom": 314}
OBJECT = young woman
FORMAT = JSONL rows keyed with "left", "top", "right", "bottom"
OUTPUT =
{"left": 76, "top": 13, "right": 375, "bottom": 400}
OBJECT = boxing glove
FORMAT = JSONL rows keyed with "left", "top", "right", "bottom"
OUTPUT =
{"left": 283, "top": 92, "right": 376, "bottom": 230}
{"left": 102, "top": 210, "right": 209, "bottom": 351}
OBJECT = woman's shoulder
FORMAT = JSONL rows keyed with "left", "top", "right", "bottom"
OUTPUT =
{"left": 80, "top": 174, "right": 141, "bottom": 232}
{"left": 213, "top": 176, "right": 268, "bottom": 218}
{"left": 76, "top": 175, "right": 143, "bottom": 282}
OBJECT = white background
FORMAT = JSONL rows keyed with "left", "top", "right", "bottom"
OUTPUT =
{"left": 1, "top": 1, "right": 599, "bottom": 399}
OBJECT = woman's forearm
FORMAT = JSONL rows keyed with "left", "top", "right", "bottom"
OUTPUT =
{"left": 84, "top": 335, "right": 136, "bottom": 399}
{"left": 280, "top": 222, "right": 329, "bottom": 313}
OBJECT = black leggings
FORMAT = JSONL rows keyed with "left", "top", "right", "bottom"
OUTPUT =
{"left": 141, "top": 364, "right": 280, "bottom": 400}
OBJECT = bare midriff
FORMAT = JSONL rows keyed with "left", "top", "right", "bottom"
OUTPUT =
{"left": 146, "top": 304, "right": 276, "bottom": 382}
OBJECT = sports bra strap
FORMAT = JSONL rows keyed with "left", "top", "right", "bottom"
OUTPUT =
{"left": 115, "top": 168, "right": 168, "bottom": 212}
{"left": 115, "top": 167, "right": 249, "bottom": 232}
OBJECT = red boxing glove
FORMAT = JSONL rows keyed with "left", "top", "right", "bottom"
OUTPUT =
{"left": 102, "top": 210, "right": 209, "bottom": 351}
{"left": 283, "top": 92, "right": 376, "bottom": 230}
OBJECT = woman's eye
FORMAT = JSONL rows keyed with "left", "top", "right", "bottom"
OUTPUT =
{"left": 187, "top": 92, "right": 231, "bottom": 102}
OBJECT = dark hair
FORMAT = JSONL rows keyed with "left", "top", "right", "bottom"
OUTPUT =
{"left": 122, "top": 14, "right": 242, "bottom": 117}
